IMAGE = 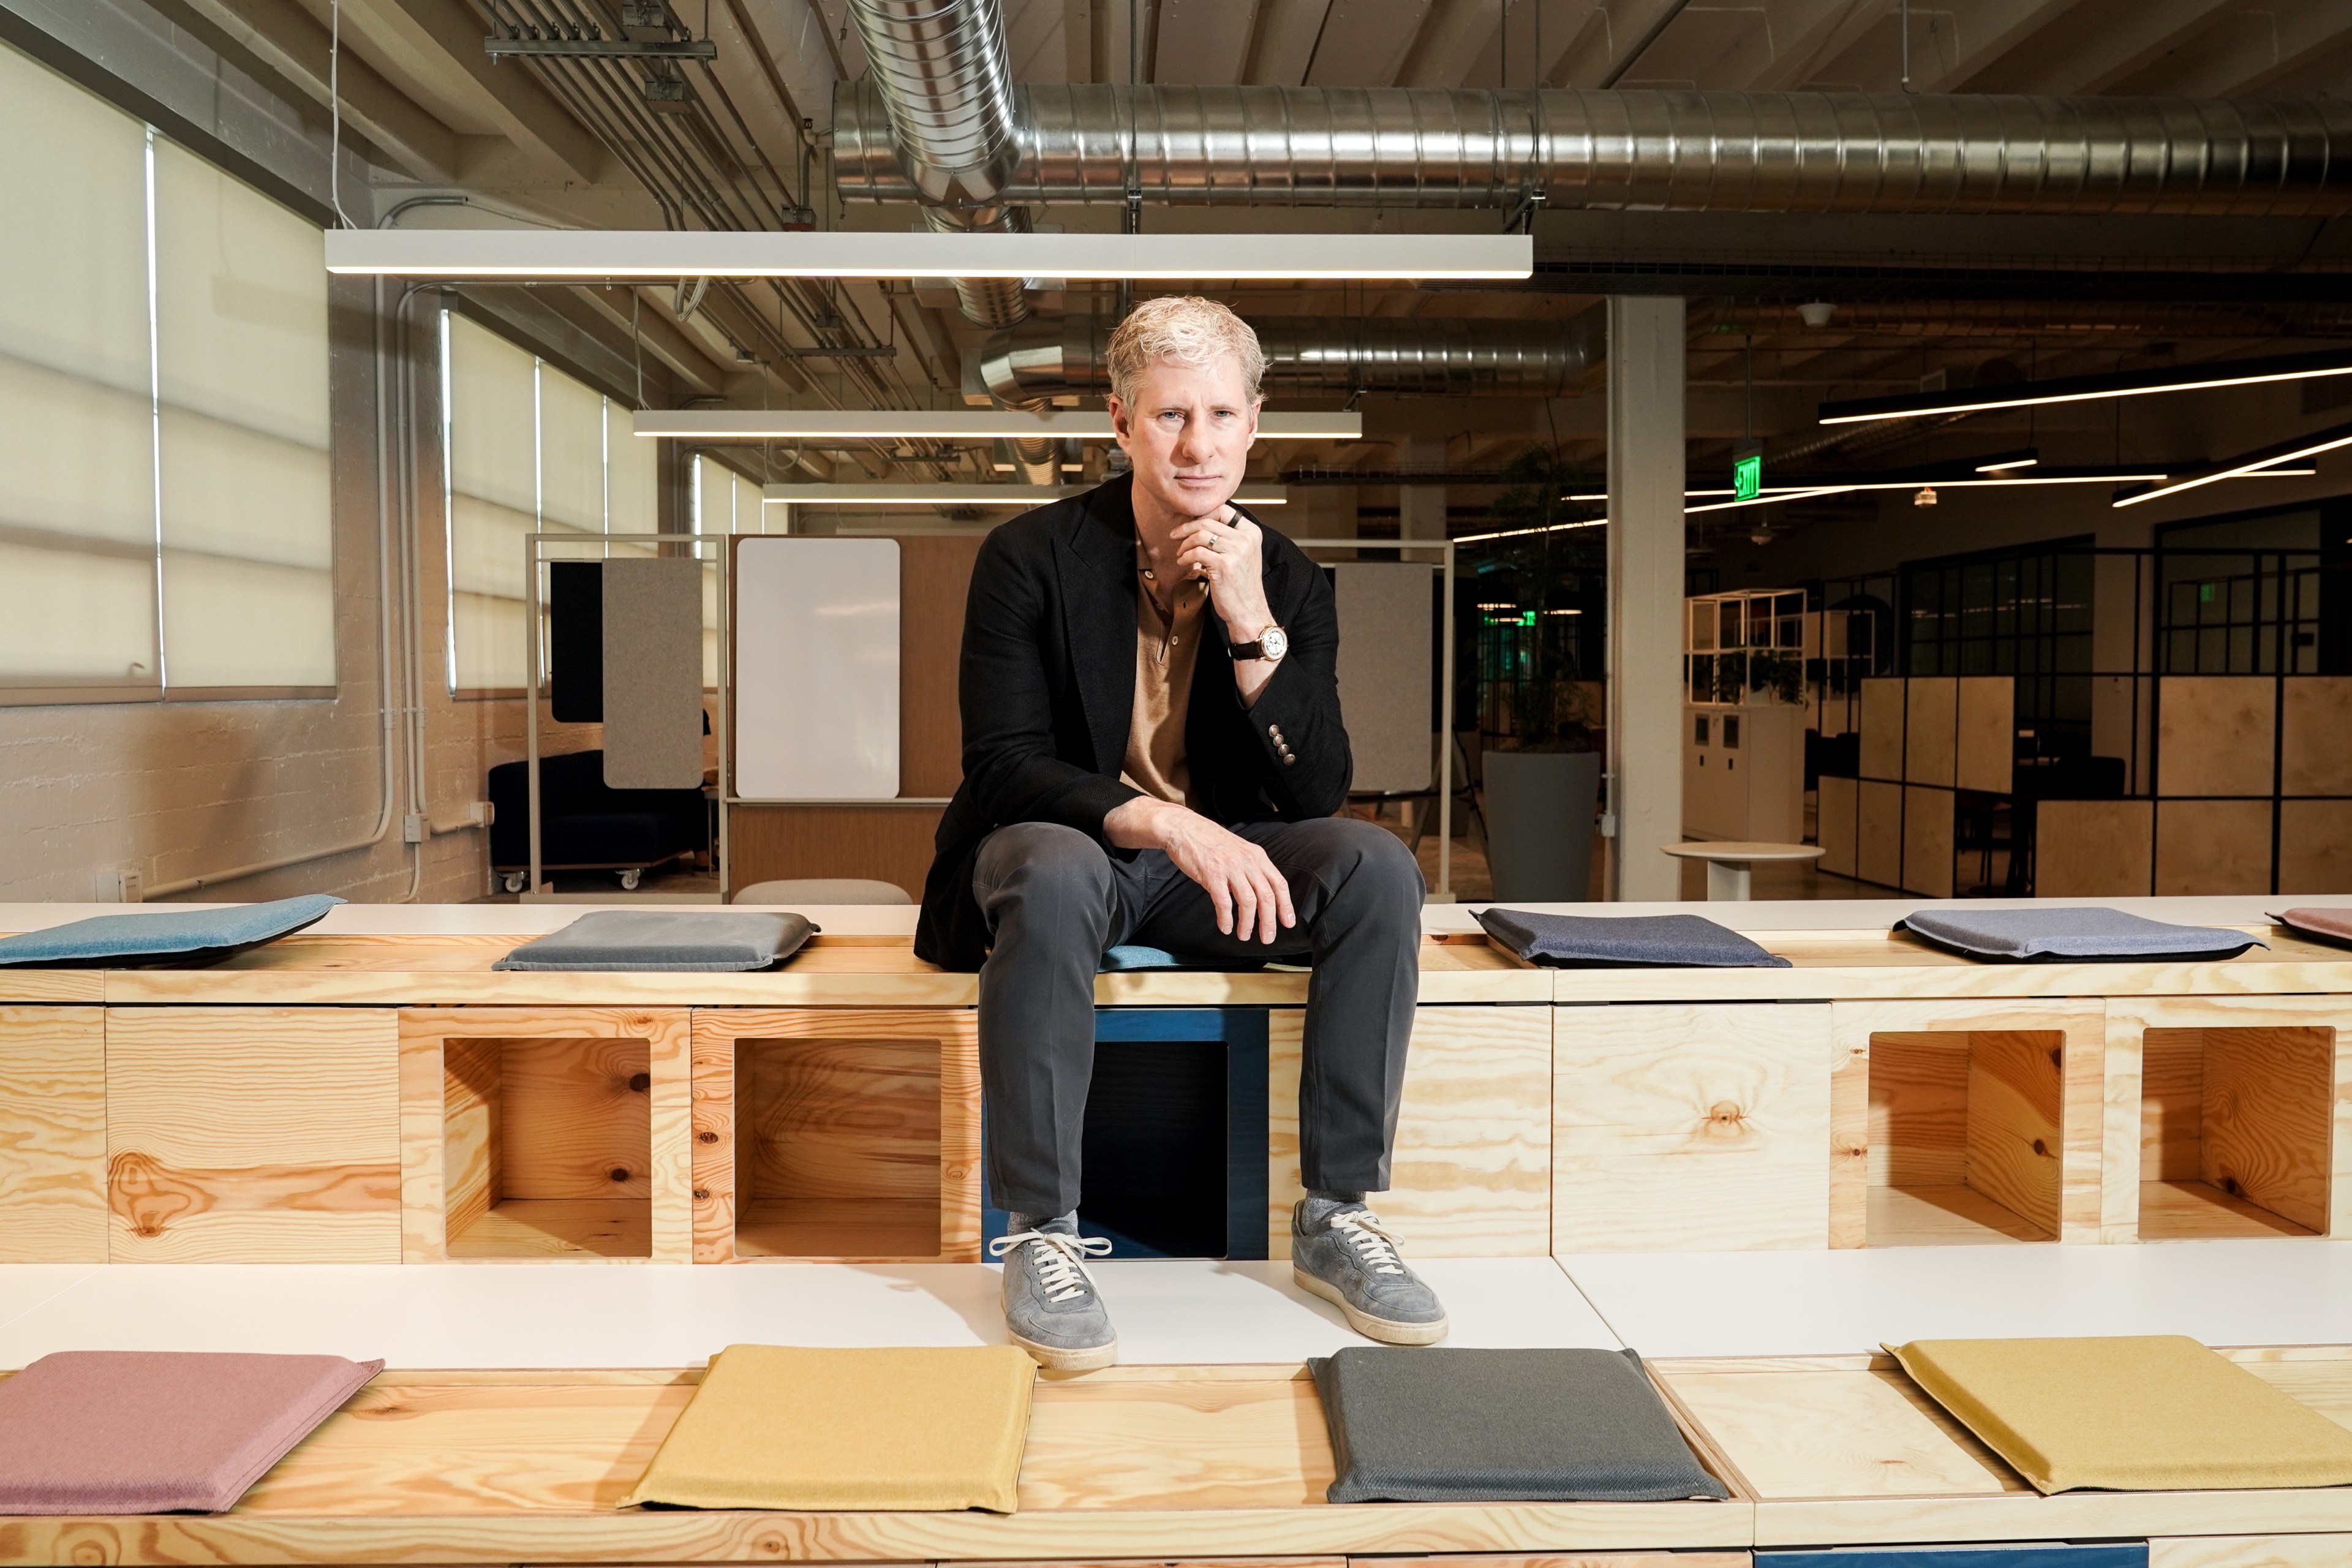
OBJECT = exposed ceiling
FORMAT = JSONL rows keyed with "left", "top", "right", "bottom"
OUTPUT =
{"left": 177, "top": 0, "right": 2352, "bottom": 540}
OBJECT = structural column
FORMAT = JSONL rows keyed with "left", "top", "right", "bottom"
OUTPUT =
{"left": 1606, "top": 296, "right": 1686, "bottom": 902}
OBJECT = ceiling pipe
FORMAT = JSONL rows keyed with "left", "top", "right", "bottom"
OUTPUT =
{"left": 838, "top": 84, "right": 2352, "bottom": 217}
{"left": 981, "top": 308, "right": 1608, "bottom": 402}
{"left": 843, "top": 0, "right": 1035, "bottom": 328}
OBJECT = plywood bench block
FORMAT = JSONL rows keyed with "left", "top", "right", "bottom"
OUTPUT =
{"left": 691, "top": 1008, "right": 981, "bottom": 1263}
{"left": 106, "top": 1006, "right": 400, "bottom": 1262}
{"left": 0, "top": 1005, "right": 106, "bottom": 1262}
{"left": 1829, "top": 1001, "right": 2106, "bottom": 1248}
{"left": 1272, "top": 1005, "right": 1553, "bottom": 1256}
{"left": 1552, "top": 1003, "right": 1831, "bottom": 1252}
{"left": 400, "top": 1008, "right": 691, "bottom": 1263}
{"left": 2111, "top": 997, "right": 2345, "bottom": 1242}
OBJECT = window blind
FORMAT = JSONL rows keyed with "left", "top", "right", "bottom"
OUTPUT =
{"left": 0, "top": 40, "right": 337, "bottom": 699}
{"left": 0, "top": 45, "right": 160, "bottom": 694}
{"left": 153, "top": 138, "right": 334, "bottom": 690}
{"left": 442, "top": 310, "right": 663, "bottom": 693}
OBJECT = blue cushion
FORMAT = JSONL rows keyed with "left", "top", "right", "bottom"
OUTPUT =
{"left": 0, "top": 895, "right": 343, "bottom": 968}
{"left": 1474, "top": 908, "right": 1791, "bottom": 968}
{"left": 1896, "top": 907, "right": 2264, "bottom": 962}
{"left": 1101, "top": 945, "right": 1181, "bottom": 970}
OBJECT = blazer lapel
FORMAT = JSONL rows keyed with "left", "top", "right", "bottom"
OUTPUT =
{"left": 1055, "top": 474, "right": 1139, "bottom": 778}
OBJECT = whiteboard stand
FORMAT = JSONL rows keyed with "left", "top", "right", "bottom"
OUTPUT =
{"left": 524, "top": 532, "right": 732, "bottom": 899}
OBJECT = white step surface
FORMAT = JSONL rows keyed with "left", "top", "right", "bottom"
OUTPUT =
{"left": 0, "top": 1257, "right": 1613, "bottom": 1370}
{"left": 1557, "top": 1238, "right": 2352, "bottom": 1359}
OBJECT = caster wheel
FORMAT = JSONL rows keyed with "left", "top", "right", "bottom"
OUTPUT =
{"left": 619, "top": 868, "right": 642, "bottom": 891}
{"left": 501, "top": 873, "right": 526, "bottom": 894}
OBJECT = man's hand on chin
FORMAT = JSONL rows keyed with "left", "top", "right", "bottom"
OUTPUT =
{"left": 1103, "top": 796, "right": 1297, "bottom": 944}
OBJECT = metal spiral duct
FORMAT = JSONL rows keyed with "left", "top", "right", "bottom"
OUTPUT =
{"left": 839, "top": 83, "right": 2352, "bottom": 217}
{"left": 979, "top": 311, "right": 1604, "bottom": 403}
{"left": 845, "top": 0, "right": 1036, "bottom": 326}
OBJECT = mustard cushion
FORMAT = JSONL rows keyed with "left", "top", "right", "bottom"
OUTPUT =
{"left": 620, "top": 1345, "right": 1035, "bottom": 1512}
{"left": 1887, "top": 1335, "right": 2352, "bottom": 1495}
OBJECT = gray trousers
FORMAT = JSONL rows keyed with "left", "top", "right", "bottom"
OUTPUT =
{"left": 972, "top": 815, "right": 1425, "bottom": 1216}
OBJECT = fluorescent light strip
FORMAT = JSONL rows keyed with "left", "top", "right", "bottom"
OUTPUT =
{"left": 643, "top": 410, "right": 1361, "bottom": 440}
{"left": 2113, "top": 424, "right": 2352, "bottom": 509}
{"left": 323, "top": 229, "right": 1532, "bottom": 281}
{"left": 1454, "top": 518, "right": 1607, "bottom": 543}
{"left": 762, "top": 483, "right": 1287, "bottom": 505}
{"left": 1818, "top": 349, "right": 2352, "bottom": 425}
{"left": 1562, "top": 469, "right": 2313, "bottom": 507}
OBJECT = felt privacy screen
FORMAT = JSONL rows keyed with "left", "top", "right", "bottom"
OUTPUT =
{"left": 620, "top": 1344, "right": 1034, "bottom": 1512}
{"left": 0, "top": 895, "right": 342, "bottom": 968}
{"left": 1887, "top": 1335, "right": 2352, "bottom": 1494}
{"left": 1474, "top": 908, "right": 1790, "bottom": 969}
{"left": 494, "top": 911, "right": 814, "bottom": 971}
{"left": 1311, "top": 1346, "right": 1730, "bottom": 1504}
{"left": 1894, "top": 907, "right": 2262, "bottom": 962}
{"left": 601, "top": 557, "right": 706, "bottom": 790}
{"left": 0, "top": 1350, "right": 381, "bottom": 1514}
{"left": 1332, "top": 562, "right": 1432, "bottom": 794}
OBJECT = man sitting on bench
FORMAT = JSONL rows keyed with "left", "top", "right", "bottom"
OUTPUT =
{"left": 916, "top": 296, "right": 1445, "bottom": 1370}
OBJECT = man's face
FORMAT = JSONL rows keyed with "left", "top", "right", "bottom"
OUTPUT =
{"left": 1107, "top": 353, "right": 1262, "bottom": 522}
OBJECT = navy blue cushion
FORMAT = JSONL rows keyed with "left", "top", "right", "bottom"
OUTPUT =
{"left": 0, "top": 896, "right": 342, "bottom": 968}
{"left": 1475, "top": 908, "right": 1791, "bottom": 968}
{"left": 1896, "top": 907, "right": 2263, "bottom": 962}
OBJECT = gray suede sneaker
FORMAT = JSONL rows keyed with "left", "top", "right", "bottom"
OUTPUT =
{"left": 990, "top": 1225, "right": 1118, "bottom": 1371}
{"left": 1291, "top": 1200, "right": 1449, "bottom": 1345}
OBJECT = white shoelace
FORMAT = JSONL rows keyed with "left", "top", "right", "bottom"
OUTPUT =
{"left": 1328, "top": 1208, "right": 1406, "bottom": 1276}
{"left": 989, "top": 1229, "right": 1113, "bottom": 1303}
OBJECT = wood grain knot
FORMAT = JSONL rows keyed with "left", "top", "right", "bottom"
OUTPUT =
{"left": 109, "top": 1150, "right": 398, "bottom": 1235}
{"left": 1702, "top": 1102, "right": 1747, "bottom": 1136}
{"left": 2031, "top": 1139, "right": 2051, "bottom": 1157}
{"left": 697, "top": 1130, "right": 720, "bottom": 1144}
{"left": 2048, "top": 1047, "right": 2064, "bottom": 1069}
{"left": 628, "top": 1072, "right": 651, "bottom": 1093}
{"left": 608, "top": 1166, "right": 633, "bottom": 1183}
{"left": 693, "top": 1188, "right": 711, "bottom": 1201}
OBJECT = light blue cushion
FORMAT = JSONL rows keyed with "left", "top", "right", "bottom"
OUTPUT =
{"left": 0, "top": 895, "right": 343, "bottom": 968}
{"left": 1896, "top": 907, "right": 2264, "bottom": 962}
{"left": 493, "top": 911, "right": 814, "bottom": 971}
{"left": 1101, "top": 944, "right": 1182, "bottom": 970}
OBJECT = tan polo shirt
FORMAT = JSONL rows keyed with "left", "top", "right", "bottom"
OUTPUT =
{"left": 1120, "top": 546, "right": 1209, "bottom": 809}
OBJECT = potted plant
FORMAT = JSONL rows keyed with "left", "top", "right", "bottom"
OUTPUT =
{"left": 1473, "top": 448, "right": 1604, "bottom": 902}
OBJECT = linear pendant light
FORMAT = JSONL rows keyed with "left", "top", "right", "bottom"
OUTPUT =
{"left": 762, "top": 483, "right": 1287, "bottom": 505}
{"left": 1817, "top": 348, "right": 2352, "bottom": 425}
{"left": 323, "top": 230, "right": 1532, "bottom": 281}
{"left": 639, "top": 410, "right": 1362, "bottom": 440}
{"left": 2111, "top": 420, "right": 2352, "bottom": 508}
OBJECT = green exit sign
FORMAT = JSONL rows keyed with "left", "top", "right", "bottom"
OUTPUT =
{"left": 1733, "top": 451, "right": 1763, "bottom": 501}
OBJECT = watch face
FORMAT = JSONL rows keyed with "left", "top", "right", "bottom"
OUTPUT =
{"left": 1261, "top": 626, "right": 1289, "bottom": 660}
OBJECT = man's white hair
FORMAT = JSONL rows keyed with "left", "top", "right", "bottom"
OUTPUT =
{"left": 1106, "top": 295, "right": 1267, "bottom": 410}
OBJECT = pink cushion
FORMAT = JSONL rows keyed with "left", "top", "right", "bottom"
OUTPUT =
{"left": 2277, "top": 907, "right": 2352, "bottom": 944}
{"left": 0, "top": 1351, "right": 382, "bottom": 1513}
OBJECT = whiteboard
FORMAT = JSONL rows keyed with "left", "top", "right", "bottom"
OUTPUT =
{"left": 734, "top": 537, "right": 901, "bottom": 799}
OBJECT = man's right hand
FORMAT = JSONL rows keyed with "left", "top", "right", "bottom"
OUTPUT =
{"left": 1103, "top": 796, "right": 1297, "bottom": 944}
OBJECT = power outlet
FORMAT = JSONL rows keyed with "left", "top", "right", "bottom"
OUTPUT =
{"left": 402, "top": 813, "right": 428, "bottom": 844}
{"left": 94, "top": 865, "right": 143, "bottom": 902}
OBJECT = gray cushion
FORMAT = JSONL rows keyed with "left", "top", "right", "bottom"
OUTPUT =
{"left": 1310, "top": 1346, "right": 1731, "bottom": 1504}
{"left": 1474, "top": 908, "right": 1790, "bottom": 968}
{"left": 1896, "top": 907, "right": 2263, "bottom": 962}
{"left": 0, "top": 895, "right": 342, "bottom": 968}
{"left": 493, "top": 911, "right": 815, "bottom": 971}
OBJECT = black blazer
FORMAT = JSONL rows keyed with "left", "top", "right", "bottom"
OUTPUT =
{"left": 914, "top": 472, "right": 1352, "bottom": 970}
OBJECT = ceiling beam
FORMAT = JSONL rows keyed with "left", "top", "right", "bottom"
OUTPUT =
{"left": 1918, "top": 0, "right": 2079, "bottom": 91}
{"left": 567, "top": 284, "right": 736, "bottom": 401}
{"left": 175, "top": 0, "right": 459, "bottom": 181}
{"left": 1393, "top": 0, "right": 1496, "bottom": 87}
{"left": 373, "top": 0, "right": 609, "bottom": 181}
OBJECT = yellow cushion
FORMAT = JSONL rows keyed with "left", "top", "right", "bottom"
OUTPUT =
{"left": 620, "top": 1345, "right": 1035, "bottom": 1512}
{"left": 1887, "top": 1335, "right": 2352, "bottom": 1495}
